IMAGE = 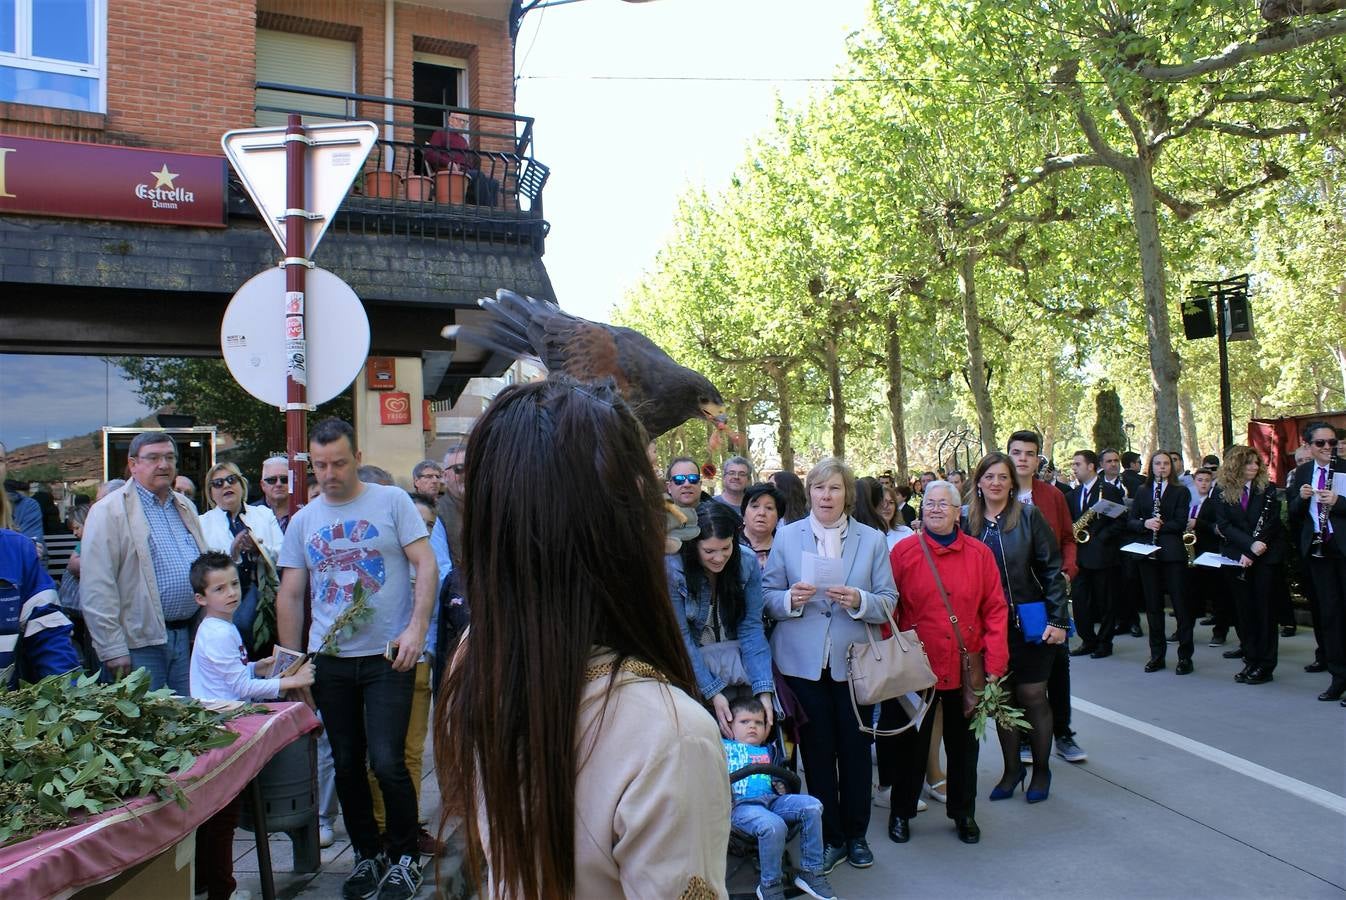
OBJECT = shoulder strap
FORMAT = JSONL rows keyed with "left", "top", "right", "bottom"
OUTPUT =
{"left": 917, "top": 534, "right": 968, "bottom": 655}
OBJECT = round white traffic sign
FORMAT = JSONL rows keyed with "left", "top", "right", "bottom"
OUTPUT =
{"left": 221, "top": 266, "right": 370, "bottom": 408}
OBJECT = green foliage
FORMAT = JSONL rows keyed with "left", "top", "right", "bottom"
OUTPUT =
{"left": 11, "top": 463, "right": 62, "bottom": 484}
{"left": 969, "top": 674, "right": 1030, "bottom": 741}
{"left": 317, "top": 580, "right": 375, "bottom": 656}
{"left": 114, "top": 357, "right": 353, "bottom": 477}
{"left": 1092, "top": 384, "right": 1127, "bottom": 453}
{"left": 0, "top": 669, "right": 262, "bottom": 845}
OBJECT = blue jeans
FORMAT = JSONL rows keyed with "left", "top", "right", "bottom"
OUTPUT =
{"left": 104, "top": 626, "right": 192, "bottom": 694}
{"left": 731, "top": 792, "right": 825, "bottom": 885}
{"left": 312, "top": 654, "right": 416, "bottom": 859}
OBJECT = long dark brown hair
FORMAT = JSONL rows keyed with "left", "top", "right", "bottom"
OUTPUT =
{"left": 966, "top": 451, "right": 1024, "bottom": 536}
{"left": 434, "top": 377, "right": 697, "bottom": 899}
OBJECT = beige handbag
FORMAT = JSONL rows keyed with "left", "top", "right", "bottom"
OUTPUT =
{"left": 846, "top": 602, "right": 937, "bottom": 737}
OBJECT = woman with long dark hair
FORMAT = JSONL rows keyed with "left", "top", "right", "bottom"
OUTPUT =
{"left": 1213, "top": 446, "right": 1283, "bottom": 685}
{"left": 1126, "top": 450, "right": 1194, "bottom": 674}
{"left": 668, "top": 500, "right": 775, "bottom": 733}
{"left": 434, "top": 377, "right": 729, "bottom": 899}
{"left": 770, "top": 470, "right": 808, "bottom": 524}
{"left": 964, "top": 452, "right": 1068, "bottom": 804}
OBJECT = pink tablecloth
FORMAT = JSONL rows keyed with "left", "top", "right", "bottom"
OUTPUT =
{"left": 0, "top": 701, "right": 320, "bottom": 900}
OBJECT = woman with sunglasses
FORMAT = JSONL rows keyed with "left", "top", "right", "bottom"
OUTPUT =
{"left": 964, "top": 451, "right": 1068, "bottom": 805}
{"left": 198, "top": 462, "right": 284, "bottom": 655}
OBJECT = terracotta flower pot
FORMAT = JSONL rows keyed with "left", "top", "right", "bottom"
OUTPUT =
{"left": 364, "top": 171, "right": 403, "bottom": 199}
{"left": 435, "top": 170, "right": 468, "bottom": 205}
{"left": 405, "top": 175, "right": 433, "bottom": 202}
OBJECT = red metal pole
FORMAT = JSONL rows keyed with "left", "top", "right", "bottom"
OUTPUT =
{"left": 284, "top": 113, "right": 308, "bottom": 518}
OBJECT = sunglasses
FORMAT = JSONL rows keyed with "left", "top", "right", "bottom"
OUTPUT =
{"left": 261, "top": 475, "right": 285, "bottom": 485}
{"left": 210, "top": 474, "right": 240, "bottom": 489}
{"left": 447, "top": 464, "right": 465, "bottom": 475}
{"left": 1311, "top": 438, "right": 1339, "bottom": 448}
{"left": 670, "top": 473, "right": 702, "bottom": 485}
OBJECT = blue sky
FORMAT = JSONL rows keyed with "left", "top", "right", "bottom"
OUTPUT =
{"left": 1, "top": 0, "right": 868, "bottom": 450}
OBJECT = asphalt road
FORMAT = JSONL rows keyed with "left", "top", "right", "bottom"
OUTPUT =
{"left": 803, "top": 622, "right": 1346, "bottom": 899}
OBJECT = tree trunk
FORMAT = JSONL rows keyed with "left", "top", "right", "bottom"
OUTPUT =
{"left": 1179, "top": 391, "right": 1201, "bottom": 467}
{"left": 1123, "top": 161, "right": 1183, "bottom": 452}
{"left": 768, "top": 363, "right": 795, "bottom": 473}
{"left": 1043, "top": 363, "right": 1059, "bottom": 460}
{"left": 1332, "top": 343, "right": 1346, "bottom": 410}
{"left": 733, "top": 398, "right": 749, "bottom": 459}
{"left": 886, "top": 311, "right": 909, "bottom": 480}
{"left": 958, "top": 254, "right": 997, "bottom": 449}
{"left": 825, "top": 332, "right": 847, "bottom": 458}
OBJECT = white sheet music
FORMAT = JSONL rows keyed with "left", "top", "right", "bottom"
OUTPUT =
{"left": 1120, "top": 541, "right": 1161, "bottom": 556}
{"left": 1193, "top": 551, "right": 1242, "bottom": 568}
{"left": 1090, "top": 498, "right": 1128, "bottom": 519}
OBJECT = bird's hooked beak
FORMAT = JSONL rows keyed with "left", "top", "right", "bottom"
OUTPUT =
{"left": 701, "top": 404, "right": 727, "bottom": 428}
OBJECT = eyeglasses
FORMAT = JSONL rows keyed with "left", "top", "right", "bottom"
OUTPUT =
{"left": 1311, "top": 438, "right": 1339, "bottom": 448}
{"left": 924, "top": 500, "right": 954, "bottom": 511}
{"left": 447, "top": 464, "right": 465, "bottom": 476}
{"left": 261, "top": 475, "right": 285, "bottom": 485}
{"left": 135, "top": 453, "right": 177, "bottom": 465}
{"left": 671, "top": 473, "right": 702, "bottom": 485}
{"left": 210, "top": 474, "right": 240, "bottom": 489}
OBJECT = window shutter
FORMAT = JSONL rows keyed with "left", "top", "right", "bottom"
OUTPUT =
{"left": 255, "top": 30, "right": 356, "bottom": 127}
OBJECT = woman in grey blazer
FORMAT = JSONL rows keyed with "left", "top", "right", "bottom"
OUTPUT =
{"left": 763, "top": 457, "right": 897, "bottom": 873}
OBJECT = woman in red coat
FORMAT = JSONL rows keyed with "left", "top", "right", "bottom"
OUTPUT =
{"left": 880, "top": 480, "right": 1008, "bottom": 846}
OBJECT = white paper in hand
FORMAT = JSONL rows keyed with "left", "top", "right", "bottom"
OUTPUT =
{"left": 801, "top": 551, "right": 846, "bottom": 590}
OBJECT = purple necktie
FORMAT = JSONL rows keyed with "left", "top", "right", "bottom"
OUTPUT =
{"left": 1241, "top": 484, "right": 1249, "bottom": 510}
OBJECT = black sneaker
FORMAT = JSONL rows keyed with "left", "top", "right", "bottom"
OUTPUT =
{"left": 343, "top": 853, "right": 388, "bottom": 900}
{"left": 821, "top": 844, "right": 847, "bottom": 875}
{"left": 846, "top": 838, "right": 874, "bottom": 868}
{"left": 377, "top": 854, "right": 422, "bottom": 900}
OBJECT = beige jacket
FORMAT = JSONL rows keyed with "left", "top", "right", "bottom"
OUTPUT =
{"left": 479, "top": 656, "right": 731, "bottom": 899}
{"left": 80, "top": 480, "right": 207, "bottom": 661}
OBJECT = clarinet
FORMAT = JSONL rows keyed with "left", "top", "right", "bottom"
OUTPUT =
{"left": 1312, "top": 461, "right": 1338, "bottom": 558}
{"left": 1150, "top": 482, "right": 1162, "bottom": 546}
{"left": 1238, "top": 485, "right": 1274, "bottom": 582}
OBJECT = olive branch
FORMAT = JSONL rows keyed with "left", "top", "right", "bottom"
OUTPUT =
{"left": 968, "top": 674, "right": 1030, "bottom": 740}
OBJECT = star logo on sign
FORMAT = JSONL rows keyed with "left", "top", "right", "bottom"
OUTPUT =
{"left": 151, "top": 164, "right": 179, "bottom": 189}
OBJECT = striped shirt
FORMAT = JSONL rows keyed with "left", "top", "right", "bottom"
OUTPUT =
{"left": 133, "top": 480, "right": 200, "bottom": 622}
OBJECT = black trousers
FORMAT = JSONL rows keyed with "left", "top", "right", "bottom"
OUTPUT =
{"left": 1117, "top": 555, "right": 1143, "bottom": 629}
{"left": 1073, "top": 565, "right": 1116, "bottom": 649}
{"left": 878, "top": 691, "right": 977, "bottom": 822}
{"left": 1139, "top": 559, "right": 1193, "bottom": 660}
{"left": 1046, "top": 643, "right": 1072, "bottom": 739}
{"left": 1225, "top": 563, "right": 1279, "bottom": 672}
{"left": 785, "top": 673, "right": 873, "bottom": 846}
{"left": 1307, "top": 553, "right": 1346, "bottom": 679}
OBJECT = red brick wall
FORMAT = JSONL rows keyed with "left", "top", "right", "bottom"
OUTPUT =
{"left": 0, "top": 0, "right": 514, "bottom": 157}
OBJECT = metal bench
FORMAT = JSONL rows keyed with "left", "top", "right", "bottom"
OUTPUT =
{"left": 43, "top": 533, "right": 78, "bottom": 581}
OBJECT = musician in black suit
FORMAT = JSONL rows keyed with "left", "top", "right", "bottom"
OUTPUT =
{"left": 1066, "top": 450, "right": 1126, "bottom": 658}
{"left": 1186, "top": 469, "right": 1230, "bottom": 644}
{"left": 1126, "top": 451, "right": 1193, "bottom": 673}
{"left": 1212, "top": 447, "right": 1284, "bottom": 685}
{"left": 1120, "top": 452, "right": 1145, "bottom": 499}
{"left": 1287, "top": 422, "right": 1346, "bottom": 703}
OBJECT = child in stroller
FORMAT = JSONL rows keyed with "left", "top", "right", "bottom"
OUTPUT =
{"left": 723, "top": 696, "right": 837, "bottom": 900}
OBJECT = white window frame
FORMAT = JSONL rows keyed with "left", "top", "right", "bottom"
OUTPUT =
{"left": 413, "top": 51, "right": 469, "bottom": 109}
{"left": 0, "top": 0, "right": 108, "bottom": 113}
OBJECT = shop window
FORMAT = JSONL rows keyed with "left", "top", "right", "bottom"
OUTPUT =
{"left": 0, "top": 0, "right": 105, "bottom": 112}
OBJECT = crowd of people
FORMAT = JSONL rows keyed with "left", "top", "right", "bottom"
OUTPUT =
{"left": 1, "top": 402, "right": 1343, "bottom": 900}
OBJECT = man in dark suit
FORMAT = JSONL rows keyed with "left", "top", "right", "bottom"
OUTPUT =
{"left": 1287, "top": 422, "right": 1346, "bottom": 703}
{"left": 1120, "top": 452, "right": 1145, "bottom": 498}
{"left": 1067, "top": 450, "right": 1126, "bottom": 658}
{"left": 1100, "top": 448, "right": 1144, "bottom": 638}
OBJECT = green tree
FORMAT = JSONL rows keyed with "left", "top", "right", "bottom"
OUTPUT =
{"left": 1092, "top": 383, "right": 1127, "bottom": 453}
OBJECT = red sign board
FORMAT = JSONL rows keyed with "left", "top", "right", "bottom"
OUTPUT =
{"left": 380, "top": 392, "right": 412, "bottom": 426}
{"left": 0, "top": 134, "right": 226, "bottom": 227}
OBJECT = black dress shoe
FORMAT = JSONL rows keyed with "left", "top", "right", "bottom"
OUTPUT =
{"left": 1069, "top": 645, "right": 1096, "bottom": 657}
{"left": 1305, "top": 660, "right": 1327, "bottom": 673}
{"left": 1198, "top": 616, "right": 1216, "bottom": 626}
{"left": 1281, "top": 625, "right": 1297, "bottom": 638}
{"left": 1144, "top": 657, "right": 1165, "bottom": 673}
{"left": 846, "top": 838, "right": 874, "bottom": 868}
{"left": 1234, "top": 664, "right": 1252, "bottom": 683}
{"left": 887, "top": 815, "right": 911, "bottom": 843}
{"left": 1129, "top": 625, "right": 1144, "bottom": 638}
{"left": 955, "top": 817, "right": 981, "bottom": 844}
{"left": 1222, "top": 648, "right": 1245, "bottom": 659}
{"left": 1090, "top": 646, "right": 1113, "bottom": 659}
{"left": 1317, "top": 679, "right": 1346, "bottom": 701}
{"left": 1175, "top": 659, "right": 1194, "bottom": 675}
{"left": 1244, "top": 668, "right": 1274, "bottom": 685}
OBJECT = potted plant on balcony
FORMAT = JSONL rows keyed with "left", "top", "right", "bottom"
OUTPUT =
{"left": 363, "top": 148, "right": 403, "bottom": 199}
{"left": 435, "top": 166, "right": 469, "bottom": 205}
{"left": 405, "top": 159, "right": 434, "bottom": 202}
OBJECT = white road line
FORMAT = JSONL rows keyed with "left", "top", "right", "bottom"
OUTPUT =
{"left": 1073, "top": 697, "right": 1346, "bottom": 818}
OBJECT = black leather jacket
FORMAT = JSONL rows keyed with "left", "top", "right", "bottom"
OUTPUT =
{"left": 963, "top": 504, "right": 1069, "bottom": 630}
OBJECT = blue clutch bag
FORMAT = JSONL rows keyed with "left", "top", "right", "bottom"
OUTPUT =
{"left": 1017, "top": 601, "right": 1074, "bottom": 643}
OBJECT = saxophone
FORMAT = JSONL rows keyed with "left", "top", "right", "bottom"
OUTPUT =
{"left": 1182, "top": 529, "right": 1197, "bottom": 566}
{"left": 1073, "top": 506, "right": 1099, "bottom": 544}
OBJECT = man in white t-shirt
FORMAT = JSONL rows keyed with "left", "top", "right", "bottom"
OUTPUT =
{"left": 276, "top": 419, "right": 437, "bottom": 900}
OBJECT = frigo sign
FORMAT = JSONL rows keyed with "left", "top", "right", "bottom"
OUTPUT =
{"left": 0, "top": 135, "right": 225, "bottom": 227}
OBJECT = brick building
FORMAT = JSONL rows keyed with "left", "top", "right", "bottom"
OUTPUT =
{"left": 1, "top": 0, "right": 552, "bottom": 475}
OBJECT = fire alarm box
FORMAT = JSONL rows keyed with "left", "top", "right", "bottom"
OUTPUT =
{"left": 380, "top": 392, "right": 412, "bottom": 425}
{"left": 366, "top": 357, "right": 396, "bottom": 390}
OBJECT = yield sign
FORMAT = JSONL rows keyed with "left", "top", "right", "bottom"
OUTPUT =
{"left": 221, "top": 121, "right": 378, "bottom": 258}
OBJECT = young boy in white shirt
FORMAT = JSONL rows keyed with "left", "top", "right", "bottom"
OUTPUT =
{"left": 189, "top": 551, "right": 315, "bottom": 900}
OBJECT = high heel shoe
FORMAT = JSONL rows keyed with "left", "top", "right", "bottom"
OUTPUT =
{"left": 989, "top": 767, "right": 1026, "bottom": 801}
{"left": 1026, "top": 771, "right": 1052, "bottom": 804}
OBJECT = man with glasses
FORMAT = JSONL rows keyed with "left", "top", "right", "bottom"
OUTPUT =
{"left": 412, "top": 460, "right": 444, "bottom": 498}
{"left": 80, "top": 432, "right": 207, "bottom": 693}
{"left": 253, "top": 456, "right": 293, "bottom": 531}
{"left": 1289, "top": 422, "right": 1346, "bottom": 704}
{"left": 666, "top": 457, "right": 705, "bottom": 549}
{"left": 716, "top": 455, "right": 753, "bottom": 511}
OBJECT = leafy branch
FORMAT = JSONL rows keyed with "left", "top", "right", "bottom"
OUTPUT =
{"left": 968, "top": 674, "right": 1030, "bottom": 740}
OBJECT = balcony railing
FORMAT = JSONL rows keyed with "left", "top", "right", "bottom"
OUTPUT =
{"left": 246, "top": 83, "right": 550, "bottom": 248}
